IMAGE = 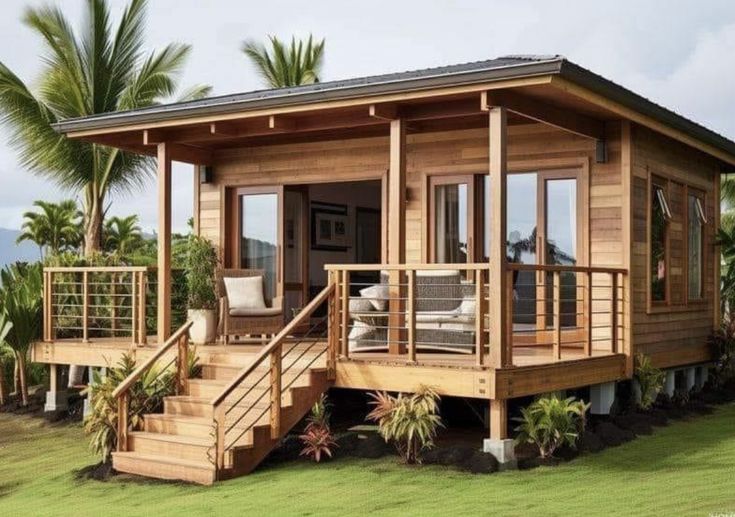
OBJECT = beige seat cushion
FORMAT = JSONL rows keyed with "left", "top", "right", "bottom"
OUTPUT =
{"left": 229, "top": 307, "right": 282, "bottom": 317}
{"left": 224, "top": 276, "right": 266, "bottom": 310}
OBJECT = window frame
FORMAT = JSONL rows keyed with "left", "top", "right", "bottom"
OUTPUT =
{"left": 648, "top": 175, "right": 671, "bottom": 307}
{"left": 685, "top": 187, "right": 707, "bottom": 303}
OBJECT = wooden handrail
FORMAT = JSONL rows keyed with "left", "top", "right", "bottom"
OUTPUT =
{"left": 325, "top": 262, "right": 628, "bottom": 275}
{"left": 507, "top": 263, "right": 627, "bottom": 275}
{"left": 210, "top": 283, "right": 335, "bottom": 408}
{"left": 112, "top": 320, "right": 193, "bottom": 399}
{"left": 44, "top": 266, "right": 152, "bottom": 273}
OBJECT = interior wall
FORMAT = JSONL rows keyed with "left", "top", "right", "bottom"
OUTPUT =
{"left": 307, "top": 181, "right": 382, "bottom": 287}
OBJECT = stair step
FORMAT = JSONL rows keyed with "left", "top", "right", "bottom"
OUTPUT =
{"left": 112, "top": 451, "right": 216, "bottom": 485}
{"left": 128, "top": 431, "right": 213, "bottom": 463}
{"left": 201, "top": 360, "right": 327, "bottom": 381}
{"left": 187, "top": 374, "right": 314, "bottom": 398}
{"left": 164, "top": 395, "right": 285, "bottom": 422}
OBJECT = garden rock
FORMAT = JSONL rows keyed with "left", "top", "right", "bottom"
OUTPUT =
{"left": 461, "top": 451, "right": 499, "bottom": 474}
{"left": 577, "top": 430, "right": 604, "bottom": 453}
{"left": 594, "top": 421, "right": 634, "bottom": 447}
{"left": 334, "top": 432, "right": 360, "bottom": 454}
{"left": 423, "top": 445, "right": 476, "bottom": 467}
{"left": 353, "top": 433, "right": 392, "bottom": 458}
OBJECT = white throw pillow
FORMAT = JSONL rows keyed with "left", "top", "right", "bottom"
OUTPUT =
{"left": 458, "top": 296, "right": 476, "bottom": 316}
{"left": 360, "top": 284, "right": 389, "bottom": 311}
{"left": 224, "top": 276, "right": 266, "bottom": 310}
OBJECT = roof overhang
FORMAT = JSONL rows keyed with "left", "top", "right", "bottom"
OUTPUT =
{"left": 52, "top": 56, "right": 735, "bottom": 167}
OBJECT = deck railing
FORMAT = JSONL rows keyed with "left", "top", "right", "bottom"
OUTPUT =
{"left": 43, "top": 266, "right": 152, "bottom": 345}
{"left": 325, "top": 263, "right": 625, "bottom": 368}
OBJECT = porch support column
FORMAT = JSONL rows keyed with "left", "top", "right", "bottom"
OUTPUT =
{"left": 157, "top": 143, "right": 172, "bottom": 344}
{"left": 484, "top": 399, "right": 516, "bottom": 467}
{"left": 488, "top": 106, "right": 510, "bottom": 368}
{"left": 387, "top": 118, "right": 406, "bottom": 355}
{"left": 44, "top": 364, "right": 68, "bottom": 413}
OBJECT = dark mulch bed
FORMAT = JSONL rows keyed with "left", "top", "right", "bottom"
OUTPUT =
{"left": 74, "top": 461, "right": 114, "bottom": 481}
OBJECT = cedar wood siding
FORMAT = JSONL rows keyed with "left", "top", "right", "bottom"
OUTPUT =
{"left": 631, "top": 124, "right": 719, "bottom": 369}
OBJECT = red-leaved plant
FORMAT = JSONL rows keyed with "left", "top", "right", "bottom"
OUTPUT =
{"left": 299, "top": 394, "right": 337, "bottom": 462}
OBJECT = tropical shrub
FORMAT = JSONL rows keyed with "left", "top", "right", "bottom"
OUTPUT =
{"left": 0, "top": 263, "right": 43, "bottom": 406}
{"left": 514, "top": 394, "right": 590, "bottom": 459}
{"left": 709, "top": 317, "right": 735, "bottom": 387}
{"left": 299, "top": 394, "right": 336, "bottom": 462}
{"left": 635, "top": 353, "right": 666, "bottom": 410}
{"left": 366, "top": 385, "right": 443, "bottom": 464}
{"left": 186, "top": 235, "right": 218, "bottom": 311}
{"left": 84, "top": 354, "right": 175, "bottom": 463}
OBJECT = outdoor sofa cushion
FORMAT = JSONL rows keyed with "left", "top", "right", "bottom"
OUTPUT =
{"left": 229, "top": 307, "right": 282, "bottom": 317}
{"left": 223, "top": 276, "right": 266, "bottom": 310}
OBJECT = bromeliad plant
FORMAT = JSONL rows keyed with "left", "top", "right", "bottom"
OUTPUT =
{"left": 84, "top": 354, "right": 176, "bottom": 463}
{"left": 514, "top": 394, "right": 590, "bottom": 459}
{"left": 367, "top": 385, "right": 443, "bottom": 464}
{"left": 635, "top": 353, "right": 666, "bottom": 410}
{"left": 299, "top": 394, "right": 336, "bottom": 462}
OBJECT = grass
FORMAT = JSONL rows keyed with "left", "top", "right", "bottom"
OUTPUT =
{"left": 2, "top": 407, "right": 735, "bottom": 516}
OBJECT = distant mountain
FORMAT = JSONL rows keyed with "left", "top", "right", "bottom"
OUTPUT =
{"left": 0, "top": 228, "right": 41, "bottom": 267}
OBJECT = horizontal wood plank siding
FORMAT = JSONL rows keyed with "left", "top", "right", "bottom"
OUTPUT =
{"left": 630, "top": 124, "right": 718, "bottom": 368}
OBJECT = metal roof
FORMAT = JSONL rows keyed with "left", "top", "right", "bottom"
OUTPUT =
{"left": 52, "top": 54, "right": 735, "bottom": 161}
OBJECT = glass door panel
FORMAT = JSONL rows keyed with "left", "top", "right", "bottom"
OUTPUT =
{"left": 544, "top": 178, "right": 578, "bottom": 327}
{"left": 239, "top": 190, "right": 280, "bottom": 302}
{"left": 507, "top": 173, "right": 538, "bottom": 325}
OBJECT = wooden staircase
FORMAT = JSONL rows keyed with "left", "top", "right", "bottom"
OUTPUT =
{"left": 111, "top": 284, "right": 336, "bottom": 485}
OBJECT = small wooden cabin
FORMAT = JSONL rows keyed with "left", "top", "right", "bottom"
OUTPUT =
{"left": 37, "top": 55, "right": 732, "bottom": 483}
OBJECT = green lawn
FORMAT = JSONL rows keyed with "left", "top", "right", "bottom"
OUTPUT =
{"left": 1, "top": 407, "right": 735, "bottom": 517}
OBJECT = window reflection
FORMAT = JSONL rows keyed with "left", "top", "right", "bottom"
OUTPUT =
{"left": 240, "top": 193, "right": 278, "bottom": 300}
{"left": 434, "top": 183, "right": 468, "bottom": 263}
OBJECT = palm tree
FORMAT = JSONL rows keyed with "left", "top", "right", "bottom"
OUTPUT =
{"left": 242, "top": 34, "right": 325, "bottom": 88}
{"left": 17, "top": 200, "right": 81, "bottom": 258}
{"left": 104, "top": 214, "right": 143, "bottom": 256}
{"left": 0, "top": 0, "right": 210, "bottom": 256}
{"left": 0, "top": 313, "right": 11, "bottom": 406}
{"left": 0, "top": 263, "right": 43, "bottom": 406}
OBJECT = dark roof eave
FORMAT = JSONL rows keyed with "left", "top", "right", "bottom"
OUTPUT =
{"left": 51, "top": 59, "right": 564, "bottom": 133}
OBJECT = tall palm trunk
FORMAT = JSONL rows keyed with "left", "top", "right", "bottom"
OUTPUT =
{"left": 84, "top": 189, "right": 104, "bottom": 256}
{"left": 15, "top": 351, "right": 28, "bottom": 406}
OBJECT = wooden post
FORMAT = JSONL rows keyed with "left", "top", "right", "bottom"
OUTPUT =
{"left": 326, "top": 271, "right": 337, "bottom": 378}
{"left": 157, "top": 143, "right": 173, "bottom": 344}
{"left": 43, "top": 270, "right": 50, "bottom": 342}
{"left": 138, "top": 271, "right": 147, "bottom": 345}
{"left": 82, "top": 271, "right": 89, "bottom": 343}
{"left": 49, "top": 271, "right": 55, "bottom": 340}
{"left": 553, "top": 270, "right": 561, "bottom": 361}
{"left": 131, "top": 272, "right": 137, "bottom": 345}
{"left": 270, "top": 345, "right": 282, "bottom": 440}
{"left": 341, "top": 270, "right": 350, "bottom": 359}
{"left": 177, "top": 333, "right": 189, "bottom": 395}
{"left": 117, "top": 391, "right": 129, "bottom": 452}
{"left": 585, "top": 271, "right": 593, "bottom": 356}
{"left": 611, "top": 273, "right": 619, "bottom": 354}
{"left": 489, "top": 399, "right": 508, "bottom": 440}
{"left": 407, "top": 269, "right": 416, "bottom": 363}
{"left": 110, "top": 273, "right": 117, "bottom": 336}
{"left": 475, "top": 269, "right": 486, "bottom": 366}
{"left": 387, "top": 118, "right": 407, "bottom": 355}
{"left": 488, "top": 106, "right": 509, "bottom": 368}
{"left": 214, "top": 404, "right": 227, "bottom": 469}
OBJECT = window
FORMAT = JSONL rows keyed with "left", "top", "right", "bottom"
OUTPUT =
{"left": 687, "top": 193, "right": 706, "bottom": 300}
{"left": 650, "top": 182, "right": 670, "bottom": 303}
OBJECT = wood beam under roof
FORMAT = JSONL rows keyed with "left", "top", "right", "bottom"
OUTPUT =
{"left": 481, "top": 90, "right": 605, "bottom": 141}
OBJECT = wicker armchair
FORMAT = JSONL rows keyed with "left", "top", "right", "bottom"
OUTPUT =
{"left": 216, "top": 268, "right": 283, "bottom": 344}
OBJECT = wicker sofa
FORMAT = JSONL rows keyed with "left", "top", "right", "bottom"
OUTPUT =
{"left": 348, "top": 270, "right": 476, "bottom": 354}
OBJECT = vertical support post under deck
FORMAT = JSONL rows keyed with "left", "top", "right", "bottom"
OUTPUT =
{"left": 387, "top": 118, "right": 407, "bottom": 355}
{"left": 487, "top": 106, "right": 509, "bottom": 368}
{"left": 157, "top": 143, "right": 173, "bottom": 344}
{"left": 489, "top": 399, "right": 508, "bottom": 440}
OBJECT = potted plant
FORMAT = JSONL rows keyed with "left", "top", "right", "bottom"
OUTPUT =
{"left": 185, "top": 235, "right": 218, "bottom": 344}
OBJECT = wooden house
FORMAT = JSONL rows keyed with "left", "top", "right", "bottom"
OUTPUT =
{"left": 34, "top": 55, "right": 732, "bottom": 483}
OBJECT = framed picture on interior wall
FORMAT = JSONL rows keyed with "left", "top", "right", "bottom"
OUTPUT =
{"left": 311, "top": 202, "right": 350, "bottom": 251}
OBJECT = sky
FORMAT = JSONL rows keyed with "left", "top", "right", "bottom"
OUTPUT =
{"left": 1, "top": 0, "right": 735, "bottom": 234}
